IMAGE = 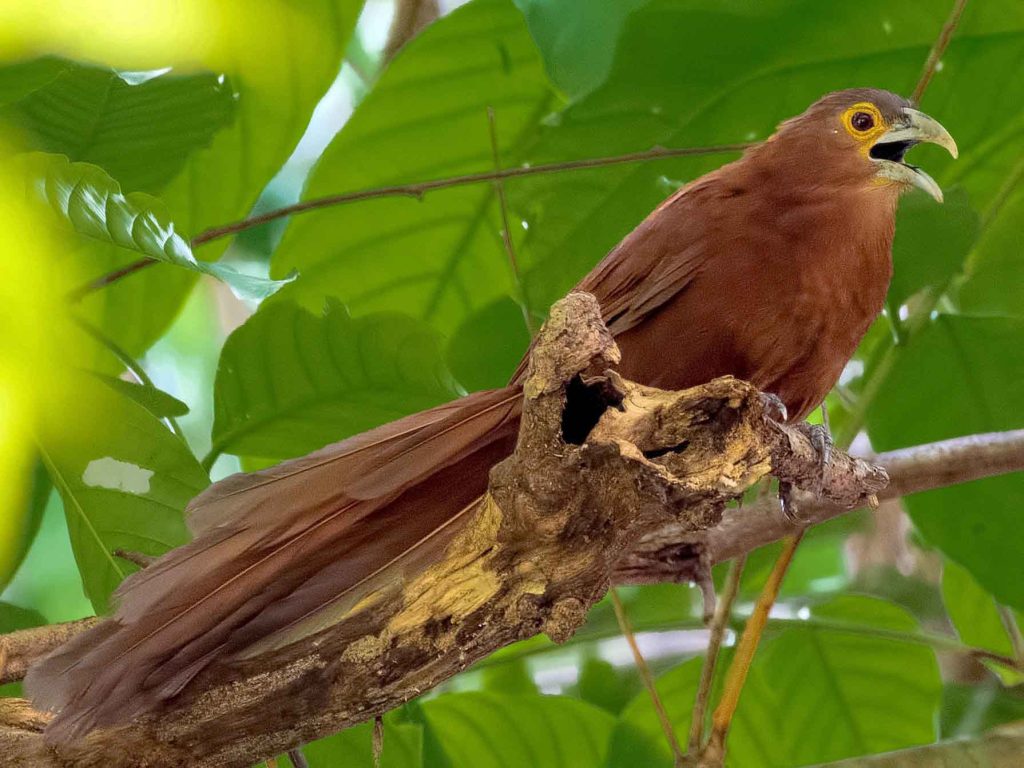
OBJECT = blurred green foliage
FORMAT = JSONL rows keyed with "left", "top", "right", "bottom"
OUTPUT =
{"left": 2, "top": 0, "right": 1023, "bottom": 766}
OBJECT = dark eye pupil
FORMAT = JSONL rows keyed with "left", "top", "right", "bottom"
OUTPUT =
{"left": 852, "top": 111, "right": 874, "bottom": 131}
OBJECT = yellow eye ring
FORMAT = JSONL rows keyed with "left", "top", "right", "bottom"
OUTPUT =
{"left": 841, "top": 102, "right": 884, "bottom": 140}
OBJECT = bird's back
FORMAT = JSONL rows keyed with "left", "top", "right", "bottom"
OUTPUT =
{"left": 586, "top": 143, "right": 897, "bottom": 420}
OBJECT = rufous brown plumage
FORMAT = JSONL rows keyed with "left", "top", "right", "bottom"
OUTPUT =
{"left": 27, "top": 88, "right": 957, "bottom": 740}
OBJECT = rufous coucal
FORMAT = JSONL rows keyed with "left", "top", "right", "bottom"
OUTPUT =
{"left": 28, "top": 88, "right": 957, "bottom": 740}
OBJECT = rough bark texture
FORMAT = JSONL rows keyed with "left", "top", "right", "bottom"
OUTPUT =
{"left": 0, "top": 291, "right": 982, "bottom": 768}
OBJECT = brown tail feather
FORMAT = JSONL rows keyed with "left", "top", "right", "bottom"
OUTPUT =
{"left": 26, "top": 386, "right": 522, "bottom": 742}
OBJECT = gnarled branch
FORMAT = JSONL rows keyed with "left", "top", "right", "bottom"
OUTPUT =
{"left": 2, "top": 294, "right": 1021, "bottom": 767}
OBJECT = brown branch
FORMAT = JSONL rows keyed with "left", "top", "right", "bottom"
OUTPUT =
{"left": 616, "top": 428, "right": 1024, "bottom": 580}
{"left": 911, "top": 0, "right": 970, "bottom": 104}
{"left": 383, "top": 0, "right": 440, "bottom": 64}
{"left": 70, "top": 142, "right": 752, "bottom": 298}
{"left": 3, "top": 297, "right": 1022, "bottom": 766}
{"left": 0, "top": 619, "right": 100, "bottom": 686}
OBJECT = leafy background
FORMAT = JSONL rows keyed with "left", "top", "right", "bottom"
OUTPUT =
{"left": 2, "top": 0, "right": 1023, "bottom": 765}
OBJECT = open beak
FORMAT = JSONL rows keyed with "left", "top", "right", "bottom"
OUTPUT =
{"left": 869, "top": 107, "right": 958, "bottom": 203}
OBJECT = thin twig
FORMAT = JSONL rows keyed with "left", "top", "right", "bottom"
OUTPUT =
{"left": 997, "top": 605, "right": 1024, "bottom": 664}
{"left": 70, "top": 141, "right": 752, "bottom": 299}
{"left": 287, "top": 748, "right": 310, "bottom": 768}
{"left": 911, "top": 0, "right": 970, "bottom": 104}
{"left": 688, "top": 555, "right": 746, "bottom": 756}
{"left": 190, "top": 143, "right": 751, "bottom": 247}
{"left": 705, "top": 532, "right": 803, "bottom": 762}
{"left": 610, "top": 589, "right": 686, "bottom": 767}
{"left": 487, "top": 107, "right": 536, "bottom": 337}
{"left": 113, "top": 549, "right": 156, "bottom": 569}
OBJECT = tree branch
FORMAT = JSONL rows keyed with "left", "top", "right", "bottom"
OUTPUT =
{"left": 70, "top": 142, "right": 752, "bottom": 298}
{"left": 0, "top": 619, "right": 100, "bottom": 687}
{"left": 3, "top": 296, "right": 1022, "bottom": 766}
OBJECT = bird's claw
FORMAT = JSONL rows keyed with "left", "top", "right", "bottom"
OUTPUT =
{"left": 797, "top": 421, "right": 834, "bottom": 473}
{"left": 778, "top": 480, "right": 800, "bottom": 521}
{"left": 759, "top": 392, "right": 788, "bottom": 423}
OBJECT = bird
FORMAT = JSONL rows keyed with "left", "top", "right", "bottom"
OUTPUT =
{"left": 27, "top": 88, "right": 957, "bottom": 740}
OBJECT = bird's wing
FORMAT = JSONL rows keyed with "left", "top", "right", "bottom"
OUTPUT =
{"left": 28, "top": 386, "right": 521, "bottom": 741}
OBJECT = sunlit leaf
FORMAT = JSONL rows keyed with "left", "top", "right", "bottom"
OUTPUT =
{"left": 93, "top": 375, "right": 189, "bottom": 419}
{"left": 210, "top": 301, "right": 461, "bottom": 463}
{"left": 22, "top": 153, "right": 294, "bottom": 299}
{"left": 37, "top": 373, "right": 208, "bottom": 612}
{"left": 2, "top": 61, "right": 235, "bottom": 193}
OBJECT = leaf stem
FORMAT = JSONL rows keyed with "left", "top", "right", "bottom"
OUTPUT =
{"left": 688, "top": 555, "right": 745, "bottom": 756}
{"left": 911, "top": 0, "right": 970, "bottom": 105}
{"left": 74, "top": 318, "right": 187, "bottom": 441}
{"left": 487, "top": 106, "right": 536, "bottom": 337}
{"left": 611, "top": 588, "right": 687, "bottom": 767}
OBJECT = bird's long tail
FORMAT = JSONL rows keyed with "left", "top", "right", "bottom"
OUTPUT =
{"left": 26, "top": 385, "right": 523, "bottom": 742}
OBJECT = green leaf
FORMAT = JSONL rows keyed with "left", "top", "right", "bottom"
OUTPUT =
{"left": 0, "top": 56, "right": 71, "bottom": 106}
{"left": 510, "top": 0, "right": 1024, "bottom": 322}
{"left": 8, "top": 3, "right": 361, "bottom": 360}
{"left": 37, "top": 373, "right": 208, "bottom": 613}
{"left": 2, "top": 60, "right": 236, "bottom": 194}
{"left": 511, "top": 0, "right": 649, "bottom": 100}
{"left": 0, "top": 460, "right": 51, "bottom": 592}
{"left": 867, "top": 315, "right": 1024, "bottom": 610}
{"left": 608, "top": 596, "right": 940, "bottom": 767}
{"left": 210, "top": 301, "right": 461, "bottom": 463}
{"left": 480, "top": 657, "right": 539, "bottom": 695}
{"left": 93, "top": 375, "right": 189, "bottom": 419}
{"left": 575, "top": 657, "right": 637, "bottom": 715}
{"left": 284, "top": 715, "right": 422, "bottom": 768}
{"left": 942, "top": 559, "right": 1024, "bottom": 685}
{"left": 273, "top": 0, "right": 556, "bottom": 341}
{"left": 422, "top": 692, "right": 615, "bottom": 768}
{"left": 446, "top": 296, "right": 532, "bottom": 392}
{"left": 888, "top": 187, "right": 980, "bottom": 313}
{"left": 22, "top": 153, "right": 294, "bottom": 300}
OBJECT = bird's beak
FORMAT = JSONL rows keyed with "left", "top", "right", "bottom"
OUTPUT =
{"left": 869, "top": 107, "right": 958, "bottom": 203}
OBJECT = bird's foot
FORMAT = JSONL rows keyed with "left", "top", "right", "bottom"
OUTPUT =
{"left": 795, "top": 420, "right": 834, "bottom": 474}
{"left": 778, "top": 480, "right": 799, "bottom": 521}
{"left": 759, "top": 392, "right": 788, "bottom": 423}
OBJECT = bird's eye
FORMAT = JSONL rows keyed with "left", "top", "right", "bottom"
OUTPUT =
{"left": 851, "top": 111, "right": 875, "bottom": 132}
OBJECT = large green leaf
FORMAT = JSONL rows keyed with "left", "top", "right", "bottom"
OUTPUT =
{"left": 512, "top": 0, "right": 649, "bottom": 100}
{"left": 4, "top": 2, "right": 361, "bottom": 359}
{"left": 2, "top": 61, "right": 235, "bottom": 194}
{"left": 272, "top": 0, "right": 556, "bottom": 341}
{"left": 210, "top": 301, "right": 461, "bottom": 463}
{"left": 607, "top": 596, "right": 940, "bottom": 767}
{"left": 422, "top": 692, "right": 615, "bottom": 768}
{"left": 0, "top": 461, "right": 50, "bottom": 593}
{"left": 511, "top": 0, "right": 1024, "bottom": 319}
{"left": 867, "top": 315, "right": 1024, "bottom": 610}
{"left": 942, "top": 559, "right": 1024, "bottom": 686}
{"left": 888, "top": 187, "right": 980, "bottom": 315}
{"left": 0, "top": 57, "right": 71, "bottom": 106}
{"left": 23, "top": 153, "right": 293, "bottom": 300}
{"left": 37, "top": 373, "right": 208, "bottom": 612}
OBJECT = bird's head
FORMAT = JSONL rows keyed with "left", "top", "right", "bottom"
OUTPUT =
{"left": 767, "top": 88, "right": 958, "bottom": 203}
